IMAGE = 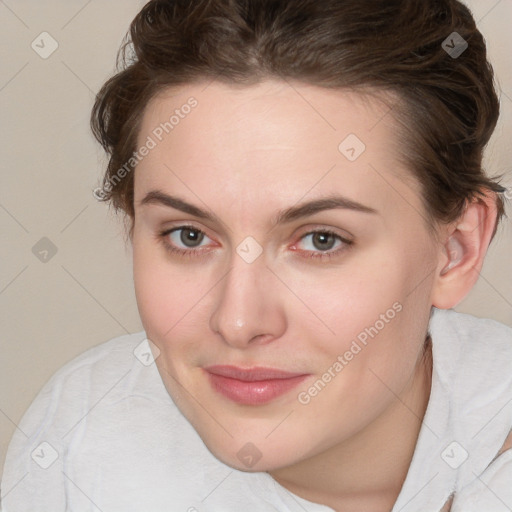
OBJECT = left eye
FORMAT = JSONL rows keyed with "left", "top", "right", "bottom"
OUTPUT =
{"left": 296, "top": 231, "right": 345, "bottom": 253}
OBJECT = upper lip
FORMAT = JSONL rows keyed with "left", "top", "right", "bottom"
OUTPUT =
{"left": 204, "top": 365, "right": 308, "bottom": 381}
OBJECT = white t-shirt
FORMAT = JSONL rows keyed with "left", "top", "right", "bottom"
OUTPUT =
{"left": 2, "top": 308, "right": 512, "bottom": 512}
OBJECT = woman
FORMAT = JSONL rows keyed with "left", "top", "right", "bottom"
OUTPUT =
{"left": 2, "top": 0, "right": 511, "bottom": 510}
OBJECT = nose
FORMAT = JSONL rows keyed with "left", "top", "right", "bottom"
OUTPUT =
{"left": 209, "top": 253, "right": 286, "bottom": 349}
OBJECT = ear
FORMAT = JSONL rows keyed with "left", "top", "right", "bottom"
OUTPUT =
{"left": 431, "top": 191, "right": 499, "bottom": 309}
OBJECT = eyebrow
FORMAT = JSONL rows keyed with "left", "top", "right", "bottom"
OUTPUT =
{"left": 139, "top": 190, "right": 378, "bottom": 226}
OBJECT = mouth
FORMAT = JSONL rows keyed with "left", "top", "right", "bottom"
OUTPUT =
{"left": 203, "top": 365, "right": 310, "bottom": 405}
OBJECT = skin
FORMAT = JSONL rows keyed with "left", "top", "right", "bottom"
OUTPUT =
{"left": 130, "top": 79, "right": 497, "bottom": 511}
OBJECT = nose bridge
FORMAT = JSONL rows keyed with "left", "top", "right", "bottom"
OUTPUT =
{"left": 209, "top": 251, "right": 285, "bottom": 348}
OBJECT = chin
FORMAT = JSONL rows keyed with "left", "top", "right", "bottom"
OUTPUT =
{"left": 205, "top": 436, "right": 304, "bottom": 473}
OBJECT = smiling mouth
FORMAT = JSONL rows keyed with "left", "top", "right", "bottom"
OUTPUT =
{"left": 203, "top": 365, "right": 310, "bottom": 405}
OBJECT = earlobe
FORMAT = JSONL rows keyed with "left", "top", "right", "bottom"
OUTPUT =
{"left": 431, "top": 192, "right": 499, "bottom": 309}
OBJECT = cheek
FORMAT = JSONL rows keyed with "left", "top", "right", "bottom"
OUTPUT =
{"left": 282, "top": 252, "right": 400, "bottom": 336}
{"left": 295, "top": 243, "right": 432, "bottom": 370}
{"left": 133, "top": 236, "right": 186, "bottom": 338}
{"left": 132, "top": 236, "right": 218, "bottom": 352}
{"left": 294, "top": 265, "right": 429, "bottom": 429}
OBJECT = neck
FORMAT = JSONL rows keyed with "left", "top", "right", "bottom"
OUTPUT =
{"left": 269, "top": 338, "right": 433, "bottom": 512}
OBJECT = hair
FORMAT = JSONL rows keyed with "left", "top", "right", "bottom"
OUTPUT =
{"left": 91, "top": 0, "right": 506, "bottom": 238}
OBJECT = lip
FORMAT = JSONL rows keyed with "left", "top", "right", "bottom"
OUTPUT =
{"left": 204, "top": 365, "right": 310, "bottom": 405}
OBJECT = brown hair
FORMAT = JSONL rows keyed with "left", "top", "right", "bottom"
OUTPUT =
{"left": 91, "top": 0, "right": 506, "bottom": 236}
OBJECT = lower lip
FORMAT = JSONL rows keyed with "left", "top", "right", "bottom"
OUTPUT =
{"left": 206, "top": 372, "right": 309, "bottom": 405}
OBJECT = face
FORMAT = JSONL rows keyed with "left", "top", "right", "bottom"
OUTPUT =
{"left": 131, "top": 79, "right": 440, "bottom": 473}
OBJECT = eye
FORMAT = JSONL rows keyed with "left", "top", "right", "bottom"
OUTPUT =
{"left": 168, "top": 226, "right": 208, "bottom": 248}
{"left": 300, "top": 231, "right": 340, "bottom": 251}
{"left": 292, "top": 229, "right": 353, "bottom": 260}
{"left": 158, "top": 225, "right": 214, "bottom": 258}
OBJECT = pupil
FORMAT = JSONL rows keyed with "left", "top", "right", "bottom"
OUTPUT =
{"left": 181, "top": 228, "right": 204, "bottom": 247}
{"left": 313, "top": 232, "right": 335, "bottom": 251}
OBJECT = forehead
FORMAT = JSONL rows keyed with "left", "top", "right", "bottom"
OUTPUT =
{"left": 139, "top": 79, "right": 396, "bottom": 152}
{"left": 134, "top": 80, "right": 424, "bottom": 225}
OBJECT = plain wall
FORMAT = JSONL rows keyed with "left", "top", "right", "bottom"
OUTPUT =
{"left": 1, "top": 0, "right": 511, "bottom": 478}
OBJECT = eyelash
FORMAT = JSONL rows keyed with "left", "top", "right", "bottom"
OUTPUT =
{"left": 157, "top": 225, "right": 353, "bottom": 261}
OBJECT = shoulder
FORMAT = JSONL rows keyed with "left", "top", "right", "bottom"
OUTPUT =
{"left": 429, "top": 308, "right": 512, "bottom": 375}
{"left": 7, "top": 330, "right": 166, "bottom": 440}
{"left": 429, "top": 307, "right": 512, "bottom": 403}
{"left": 3, "top": 330, "right": 150, "bottom": 437}
{"left": 429, "top": 308, "right": 512, "bottom": 400}
{"left": 0, "top": 331, "right": 175, "bottom": 510}
{"left": 429, "top": 309, "right": 512, "bottom": 497}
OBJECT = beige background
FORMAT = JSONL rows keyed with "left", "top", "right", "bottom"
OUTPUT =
{"left": 1, "top": 0, "right": 511, "bottom": 478}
